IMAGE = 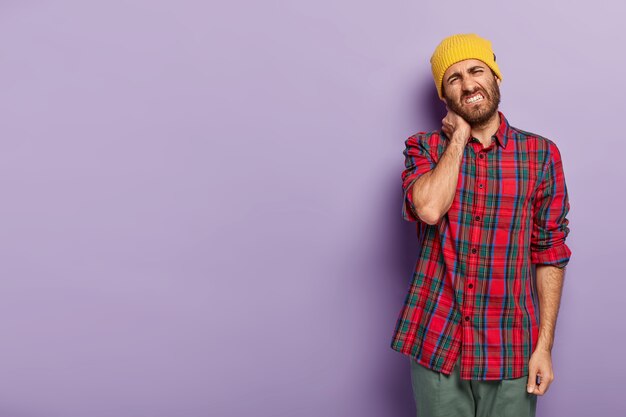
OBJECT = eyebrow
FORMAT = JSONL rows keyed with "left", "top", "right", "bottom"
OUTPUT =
{"left": 446, "top": 65, "right": 486, "bottom": 83}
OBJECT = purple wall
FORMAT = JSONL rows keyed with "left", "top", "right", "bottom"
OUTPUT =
{"left": 0, "top": 1, "right": 621, "bottom": 416}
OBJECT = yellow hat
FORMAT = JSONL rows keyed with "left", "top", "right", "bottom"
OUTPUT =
{"left": 430, "top": 33, "right": 503, "bottom": 99}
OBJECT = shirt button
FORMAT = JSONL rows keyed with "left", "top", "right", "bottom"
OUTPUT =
{"left": 471, "top": 248, "right": 477, "bottom": 254}
{"left": 468, "top": 283, "right": 473, "bottom": 289}
{"left": 479, "top": 183, "right": 484, "bottom": 189}
{"left": 465, "top": 316, "right": 470, "bottom": 321}
{"left": 479, "top": 154, "right": 485, "bottom": 159}
{"left": 475, "top": 215, "right": 481, "bottom": 221}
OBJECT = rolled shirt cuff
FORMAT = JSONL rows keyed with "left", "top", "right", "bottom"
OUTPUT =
{"left": 531, "top": 243, "right": 572, "bottom": 268}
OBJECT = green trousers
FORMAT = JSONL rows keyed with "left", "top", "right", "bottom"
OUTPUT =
{"left": 410, "top": 356, "right": 537, "bottom": 417}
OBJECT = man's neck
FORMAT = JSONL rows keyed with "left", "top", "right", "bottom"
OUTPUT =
{"left": 470, "top": 112, "right": 501, "bottom": 147}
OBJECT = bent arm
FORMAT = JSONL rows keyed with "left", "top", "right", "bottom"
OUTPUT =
{"left": 410, "top": 137, "right": 465, "bottom": 224}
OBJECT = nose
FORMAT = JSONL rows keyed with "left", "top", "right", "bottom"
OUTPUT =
{"left": 461, "top": 77, "right": 478, "bottom": 94}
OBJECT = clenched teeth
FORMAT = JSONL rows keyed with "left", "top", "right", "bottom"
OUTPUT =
{"left": 466, "top": 94, "right": 484, "bottom": 104}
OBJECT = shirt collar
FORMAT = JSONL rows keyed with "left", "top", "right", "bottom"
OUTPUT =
{"left": 440, "top": 111, "right": 513, "bottom": 149}
{"left": 493, "top": 111, "right": 512, "bottom": 149}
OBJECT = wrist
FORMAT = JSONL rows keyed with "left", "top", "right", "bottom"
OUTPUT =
{"left": 450, "top": 133, "right": 468, "bottom": 146}
{"left": 534, "top": 343, "right": 552, "bottom": 354}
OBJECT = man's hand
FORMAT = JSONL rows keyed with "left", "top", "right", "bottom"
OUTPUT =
{"left": 527, "top": 348, "right": 554, "bottom": 396}
{"left": 441, "top": 107, "right": 471, "bottom": 144}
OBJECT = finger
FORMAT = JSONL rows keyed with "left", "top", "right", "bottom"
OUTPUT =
{"left": 536, "top": 381, "right": 548, "bottom": 395}
{"left": 533, "top": 373, "right": 544, "bottom": 395}
{"left": 533, "top": 381, "right": 547, "bottom": 395}
{"left": 536, "top": 371, "right": 552, "bottom": 396}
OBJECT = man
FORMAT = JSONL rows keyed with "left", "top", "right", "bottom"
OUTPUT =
{"left": 390, "top": 33, "right": 572, "bottom": 417}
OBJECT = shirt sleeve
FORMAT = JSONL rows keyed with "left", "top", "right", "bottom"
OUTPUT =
{"left": 401, "top": 135, "right": 437, "bottom": 222}
{"left": 530, "top": 141, "right": 572, "bottom": 267}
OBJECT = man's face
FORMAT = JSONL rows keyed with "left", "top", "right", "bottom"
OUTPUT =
{"left": 441, "top": 59, "right": 501, "bottom": 127}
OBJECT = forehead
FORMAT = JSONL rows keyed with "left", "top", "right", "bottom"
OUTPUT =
{"left": 443, "top": 59, "right": 488, "bottom": 79}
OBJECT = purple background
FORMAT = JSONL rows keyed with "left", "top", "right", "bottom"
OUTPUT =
{"left": 0, "top": 1, "right": 621, "bottom": 416}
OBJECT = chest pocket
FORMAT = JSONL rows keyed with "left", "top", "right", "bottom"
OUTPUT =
{"left": 490, "top": 154, "right": 535, "bottom": 230}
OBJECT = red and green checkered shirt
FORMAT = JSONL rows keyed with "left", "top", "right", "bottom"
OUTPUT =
{"left": 390, "top": 111, "right": 571, "bottom": 380}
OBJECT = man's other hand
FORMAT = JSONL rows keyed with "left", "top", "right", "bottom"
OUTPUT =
{"left": 527, "top": 348, "right": 554, "bottom": 396}
{"left": 441, "top": 107, "right": 471, "bottom": 144}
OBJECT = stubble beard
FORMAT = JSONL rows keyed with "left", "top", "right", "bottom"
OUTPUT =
{"left": 444, "top": 78, "right": 501, "bottom": 128}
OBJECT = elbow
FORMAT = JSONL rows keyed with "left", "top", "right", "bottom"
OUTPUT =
{"left": 409, "top": 188, "right": 444, "bottom": 225}
{"left": 415, "top": 206, "right": 442, "bottom": 225}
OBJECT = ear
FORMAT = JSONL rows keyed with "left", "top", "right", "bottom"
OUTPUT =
{"left": 496, "top": 77, "right": 501, "bottom": 87}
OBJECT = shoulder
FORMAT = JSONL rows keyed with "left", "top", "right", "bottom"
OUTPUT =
{"left": 405, "top": 129, "right": 444, "bottom": 149}
{"left": 509, "top": 125, "right": 561, "bottom": 150}
{"left": 509, "top": 125, "right": 564, "bottom": 167}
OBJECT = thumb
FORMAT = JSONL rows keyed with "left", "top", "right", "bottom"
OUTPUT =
{"left": 527, "top": 366, "right": 537, "bottom": 393}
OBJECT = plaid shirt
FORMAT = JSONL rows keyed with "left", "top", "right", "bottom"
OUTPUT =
{"left": 390, "top": 111, "right": 571, "bottom": 380}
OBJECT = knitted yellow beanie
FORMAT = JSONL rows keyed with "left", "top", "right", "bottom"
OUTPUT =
{"left": 430, "top": 33, "right": 503, "bottom": 99}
